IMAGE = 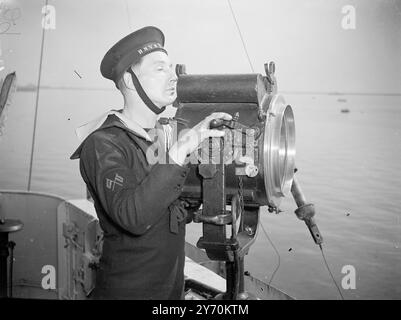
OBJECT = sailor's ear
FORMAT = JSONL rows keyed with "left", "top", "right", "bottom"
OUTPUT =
{"left": 122, "top": 71, "right": 134, "bottom": 89}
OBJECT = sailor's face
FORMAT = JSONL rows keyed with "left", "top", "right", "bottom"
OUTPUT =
{"left": 134, "top": 51, "right": 177, "bottom": 107}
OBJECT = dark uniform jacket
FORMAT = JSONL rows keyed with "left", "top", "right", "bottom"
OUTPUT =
{"left": 71, "top": 114, "right": 191, "bottom": 299}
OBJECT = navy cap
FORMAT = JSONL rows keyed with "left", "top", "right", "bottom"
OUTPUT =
{"left": 100, "top": 26, "right": 167, "bottom": 85}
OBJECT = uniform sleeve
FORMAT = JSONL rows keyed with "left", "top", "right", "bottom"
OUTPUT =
{"left": 80, "top": 134, "right": 190, "bottom": 236}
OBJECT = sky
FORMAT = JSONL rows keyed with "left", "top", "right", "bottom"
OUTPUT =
{"left": 1, "top": 0, "right": 400, "bottom": 94}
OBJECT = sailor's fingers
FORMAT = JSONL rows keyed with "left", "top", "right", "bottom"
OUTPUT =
{"left": 203, "top": 112, "right": 232, "bottom": 124}
{"left": 202, "top": 129, "right": 226, "bottom": 139}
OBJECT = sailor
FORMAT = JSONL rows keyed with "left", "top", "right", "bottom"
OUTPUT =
{"left": 70, "top": 26, "right": 231, "bottom": 299}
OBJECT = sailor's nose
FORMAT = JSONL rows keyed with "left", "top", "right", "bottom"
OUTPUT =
{"left": 170, "top": 69, "right": 178, "bottom": 83}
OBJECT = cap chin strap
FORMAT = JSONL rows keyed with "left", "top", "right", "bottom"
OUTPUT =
{"left": 127, "top": 68, "right": 166, "bottom": 115}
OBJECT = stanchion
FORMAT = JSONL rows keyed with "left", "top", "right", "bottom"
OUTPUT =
{"left": 0, "top": 218, "right": 23, "bottom": 298}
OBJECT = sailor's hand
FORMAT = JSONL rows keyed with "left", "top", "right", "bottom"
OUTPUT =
{"left": 169, "top": 112, "right": 232, "bottom": 166}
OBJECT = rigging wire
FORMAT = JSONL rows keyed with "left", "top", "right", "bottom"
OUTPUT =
{"left": 124, "top": 0, "right": 132, "bottom": 31}
{"left": 228, "top": 0, "right": 281, "bottom": 287}
{"left": 259, "top": 222, "right": 281, "bottom": 286}
{"left": 28, "top": 0, "right": 49, "bottom": 191}
{"left": 227, "top": 0, "right": 282, "bottom": 288}
{"left": 319, "top": 244, "right": 345, "bottom": 300}
{"left": 227, "top": 0, "right": 254, "bottom": 73}
{"left": 227, "top": 0, "right": 345, "bottom": 300}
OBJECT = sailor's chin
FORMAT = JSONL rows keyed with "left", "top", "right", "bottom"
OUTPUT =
{"left": 165, "top": 92, "right": 177, "bottom": 102}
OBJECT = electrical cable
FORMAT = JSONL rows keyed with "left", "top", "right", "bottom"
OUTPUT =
{"left": 319, "top": 244, "right": 345, "bottom": 300}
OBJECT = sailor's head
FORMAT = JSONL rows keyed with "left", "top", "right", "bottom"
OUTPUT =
{"left": 100, "top": 26, "right": 177, "bottom": 113}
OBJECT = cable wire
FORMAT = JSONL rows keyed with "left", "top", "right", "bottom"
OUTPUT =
{"left": 319, "top": 244, "right": 345, "bottom": 300}
{"left": 228, "top": 0, "right": 343, "bottom": 300}
{"left": 228, "top": 0, "right": 281, "bottom": 288}
{"left": 28, "top": 0, "right": 49, "bottom": 191}
{"left": 227, "top": 0, "right": 255, "bottom": 73}
{"left": 124, "top": 0, "right": 132, "bottom": 31}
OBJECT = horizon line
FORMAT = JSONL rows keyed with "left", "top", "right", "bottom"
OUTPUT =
{"left": 15, "top": 85, "right": 401, "bottom": 96}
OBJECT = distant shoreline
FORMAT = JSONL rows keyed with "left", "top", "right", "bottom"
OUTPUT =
{"left": 17, "top": 85, "right": 114, "bottom": 92}
{"left": 16, "top": 85, "right": 401, "bottom": 96}
{"left": 280, "top": 91, "right": 401, "bottom": 97}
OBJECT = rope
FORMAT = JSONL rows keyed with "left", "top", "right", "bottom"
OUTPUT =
{"left": 27, "top": 0, "right": 49, "bottom": 191}
{"left": 319, "top": 244, "right": 345, "bottom": 300}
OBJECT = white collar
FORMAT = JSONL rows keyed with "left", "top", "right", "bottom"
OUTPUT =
{"left": 75, "top": 109, "right": 153, "bottom": 143}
